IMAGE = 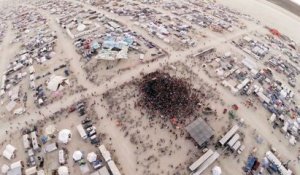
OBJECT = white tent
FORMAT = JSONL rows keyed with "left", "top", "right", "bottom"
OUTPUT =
{"left": 3, "top": 150, "right": 14, "bottom": 160}
{"left": 212, "top": 166, "right": 222, "bottom": 175}
{"left": 45, "top": 125, "right": 57, "bottom": 135}
{"left": 1, "top": 164, "right": 9, "bottom": 174}
{"left": 58, "top": 166, "right": 69, "bottom": 175}
{"left": 6, "top": 144, "right": 16, "bottom": 153}
{"left": 10, "top": 161, "right": 22, "bottom": 169}
{"left": 47, "top": 75, "right": 70, "bottom": 92}
{"left": 58, "top": 129, "right": 71, "bottom": 144}
{"left": 25, "top": 166, "right": 37, "bottom": 175}
{"left": 87, "top": 152, "right": 97, "bottom": 162}
{"left": 14, "top": 107, "right": 25, "bottom": 115}
{"left": 73, "top": 151, "right": 83, "bottom": 161}
{"left": 6, "top": 101, "right": 17, "bottom": 112}
{"left": 2, "top": 144, "right": 16, "bottom": 160}
{"left": 37, "top": 170, "right": 45, "bottom": 175}
{"left": 77, "top": 24, "right": 86, "bottom": 32}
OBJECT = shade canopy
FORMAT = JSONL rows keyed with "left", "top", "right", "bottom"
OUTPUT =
{"left": 73, "top": 151, "right": 83, "bottom": 161}
{"left": 58, "top": 129, "right": 71, "bottom": 144}
{"left": 212, "top": 166, "right": 222, "bottom": 175}
{"left": 1, "top": 164, "right": 9, "bottom": 173}
{"left": 58, "top": 166, "right": 69, "bottom": 175}
{"left": 87, "top": 152, "right": 97, "bottom": 162}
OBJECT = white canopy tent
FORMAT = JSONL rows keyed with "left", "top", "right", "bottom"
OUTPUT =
{"left": 47, "top": 75, "right": 69, "bottom": 92}
{"left": 2, "top": 144, "right": 16, "bottom": 160}
{"left": 87, "top": 152, "right": 97, "bottom": 163}
{"left": 1, "top": 164, "right": 9, "bottom": 174}
{"left": 58, "top": 129, "right": 71, "bottom": 144}
{"left": 73, "top": 151, "right": 83, "bottom": 161}
{"left": 58, "top": 166, "right": 69, "bottom": 175}
{"left": 212, "top": 166, "right": 222, "bottom": 175}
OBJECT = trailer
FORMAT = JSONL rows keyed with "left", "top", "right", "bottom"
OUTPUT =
{"left": 22, "top": 134, "right": 30, "bottom": 149}
{"left": 232, "top": 141, "right": 241, "bottom": 152}
{"left": 227, "top": 134, "right": 240, "bottom": 147}
{"left": 189, "top": 149, "right": 214, "bottom": 171}
{"left": 98, "top": 145, "right": 111, "bottom": 162}
{"left": 108, "top": 160, "right": 121, "bottom": 175}
{"left": 192, "top": 152, "right": 220, "bottom": 175}
{"left": 219, "top": 125, "right": 239, "bottom": 146}
{"left": 266, "top": 151, "right": 292, "bottom": 175}
{"left": 30, "top": 132, "right": 40, "bottom": 151}
{"left": 76, "top": 124, "right": 87, "bottom": 139}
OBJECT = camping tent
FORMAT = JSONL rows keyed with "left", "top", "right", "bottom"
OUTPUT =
{"left": 58, "top": 166, "right": 69, "bottom": 175}
{"left": 87, "top": 152, "right": 97, "bottom": 162}
{"left": 58, "top": 129, "right": 71, "bottom": 144}
{"left": 73, "top": 151, "right": 83, "bottom": 161}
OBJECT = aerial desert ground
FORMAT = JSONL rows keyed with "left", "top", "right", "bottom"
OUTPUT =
{"left": 0, "top": 0, "right": 300, "bottom": 175}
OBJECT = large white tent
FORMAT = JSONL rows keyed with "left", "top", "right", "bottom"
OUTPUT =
{"left": 212, "top": 166, "right": 222, "bottom": 175}
{"left": 58, "top": 129, "right": 71, "bottom": 144}
{"left": 47, "top": 75, "right": 69, "bottom": 92}
{"left": 73, "top": 151, "right": 83, "bottom": 161}
{"left": 2, "top": 144, "right": 16, "bottom": 160}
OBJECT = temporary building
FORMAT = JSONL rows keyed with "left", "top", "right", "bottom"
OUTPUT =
{"left": 58, "top": 166, "right": 69, "bottom": 175}
{"left": 73, "top": 151, "right": 83, "bottom": 161}
{"left": 186, "top": 117, "right": 214, "bottom": 147}
{"left": 87, "top": 152, "right": 97, "bottom": 163}
{"left": 58, "top": 129, "right": 71, "bottom": 144}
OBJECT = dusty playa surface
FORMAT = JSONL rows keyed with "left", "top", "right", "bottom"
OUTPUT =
{"left": 0, "top": 0, "right": 300, "bottom": 175}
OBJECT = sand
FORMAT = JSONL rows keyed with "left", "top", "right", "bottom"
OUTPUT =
{"left": 0, "top": 0, "right": 300, "bottom": 174}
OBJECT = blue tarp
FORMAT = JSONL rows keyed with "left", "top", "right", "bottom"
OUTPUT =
{"left": 245, "top": 156, "right": 257, "bottom": 171}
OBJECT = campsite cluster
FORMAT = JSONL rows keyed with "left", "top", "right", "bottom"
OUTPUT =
{"left": 1, "top": 0, "right": 300, "bottom": 175}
